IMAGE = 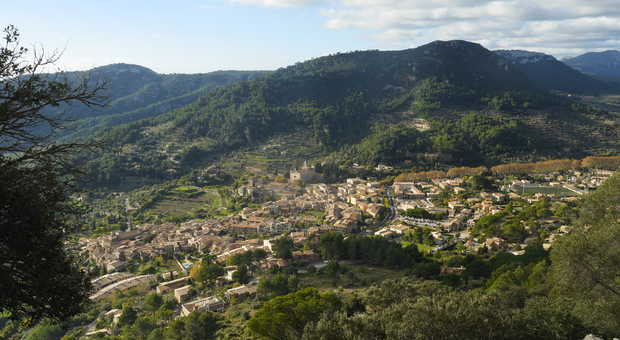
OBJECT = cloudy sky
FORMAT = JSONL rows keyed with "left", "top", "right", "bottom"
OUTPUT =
{"left": 2, "top": 0, "right": 619, "bottom": 73}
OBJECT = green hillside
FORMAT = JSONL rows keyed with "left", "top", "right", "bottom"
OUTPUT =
{"left": 73, "top": 41, "right": 620, "bottom": 189}
{"left": 46, "top": 64, "right": 268, "bottom": 140}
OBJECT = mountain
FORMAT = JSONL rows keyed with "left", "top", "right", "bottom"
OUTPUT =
{"left": 563, "top": 50, "right": 620, "bottom": 81}
{"left": 72, "top": 41, "right": 619, "bottom": 189}
{"left": 107, "top": 40, "right": 532, "bottom": 147}
{"left": 495, "top": 50, "right": 611, "bottom": 93}
{"left": 47, "top": 64, "right": 269, "bottom": 140}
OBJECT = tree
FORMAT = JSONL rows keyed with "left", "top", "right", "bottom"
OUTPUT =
{"left": 0, "top": 25, "right": 103, "bottom": 163}
{"left": 272, "top": 236, "right": 294, "bottom": 259}
{"left": 23, "top": 323, "right": 65, "bottom": 340}
{"left": 162, "top": 311, "right": 219, "bottom": 340}
{"left": 118, "top": 305, "right": 138, "bottom": 327}
{"left": 181, "top": 311, "right": 219, "bottom": 340}
{"left": 248, "top": 288, "right": 341, "bottom": 340}
{"left": 227, "top": 251, "right": 253, "bottom": 266}
{"left": 0, "top": 25, "right": 103, "bottom": 322}
{"left": 201, "top": 252, "right": 216, "bottom": 265}
{"left": 257, "top": 273, "right": 299, "bottom": 300}
{"left": 253, "top": 248, "right": 268, "bottom": 261}
{"left": 319, "top": 232, "right": 344, "bottom": 260}
{"left": 143, "top": 293, "right": 164, "bottom": 312}
{"left": 550, "top": 171, "right": 620, "bottom": 335}
{"left": 232, "top": 265, "right": 251, "bottom": 284}
{"left": 189, "top": 263, "right": 224, "bottom": 285}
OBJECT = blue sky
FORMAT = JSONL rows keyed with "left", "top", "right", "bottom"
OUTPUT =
{"left": 1, "top": 0, "right": 374, "bottom": 73}
{"left": 2, "top": 0, "right": 619, "bottom": 73}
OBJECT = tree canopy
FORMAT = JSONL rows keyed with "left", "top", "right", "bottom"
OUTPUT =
{"left": 550, "top": 171, "right": 620, "bottom": 335}
{"left": 0, "top": 25, "right": 102, "bottom": 322}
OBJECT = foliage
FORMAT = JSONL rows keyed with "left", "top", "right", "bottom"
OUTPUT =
{"left": 466, "top": 174, "right": 496, "bottom": 191}
{"left": 232, "top": 265, "right": 251, "bottom": 284}
{"left": 272, "top": 236, "right": 295, "bottom": 259}
{"left": 550, "top": 171, "right": 620, "bottom": 335}
{"left": 400, "top": 208, "right": 446, "bottom": 220}
{"left": 490, "top": 156, "right": 620, "bottom": 175}
{"left": 429, "top": 112, "right": 538, "bottom": 165}
{"left": 161, "top": 310, "right": 219, "bottom": 340}
{"left": 257, "top": 273, "right": 300, "bottom": 300}
{"left": 483, "top": 90, "right": 556, "bottom": 111}
{"left": 227, "top": 249, "right": 267, "bottom": 266}
{"left": 189, "top": 262, "right": 225, "bottom": 285}
{"left": 54, "top": 67, "right": 267, "bottom": 142}
{"left": 302, "top": 279, "right": 589, "bottom": 340}
{"left": 23, "top": 322, "right": 65, "bottom": 340}
{"left": 410, "top": 77, "right": 477, "bottom": 111}
{"left": 316, "top": 232, "right": 421, "bottom": 268}
{"left": 118, "top": 305, "right": 138, "bottom": 327}
{"left": 339, "top": 125, "right": 427, "bottom": 165}
{"left": 447, "top": 166, "right": 488, "bottom": 177}
{"left": 580, "top": 155, "right": 620, "bottom": 169}
{"left": 394, "top": 170, "right": 446, "bottom": 182}
{"left": 491, "top": 159, "right": 579, "bottom": 175}
{"left": 0, "top": 25, "right": 98, "bottom": 322}
{"left": 248, "top": 288, "right": 341, "bottom": 340}
{"left": 143, "top": 293, "right": 163, "bottom": 312}
{"left": 473, "top": 200, "right": 555, "bottom": 243}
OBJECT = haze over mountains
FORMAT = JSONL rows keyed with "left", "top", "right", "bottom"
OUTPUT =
{"left": 495, "top": 50, "right": 612, "bottom": 93}
{"left": 49, "top": 65, "right": 268, "bottom": 140}
{"left": 563, "top": 50, "right": 620, "bottom": 82}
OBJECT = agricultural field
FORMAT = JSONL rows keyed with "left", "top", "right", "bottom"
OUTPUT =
{"left": 149, "top": 188, "right": 222, "bottom": 219}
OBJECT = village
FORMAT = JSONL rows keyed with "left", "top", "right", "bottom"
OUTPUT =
{"left": 78, "top": 163, "right": 616, "bottom": 336}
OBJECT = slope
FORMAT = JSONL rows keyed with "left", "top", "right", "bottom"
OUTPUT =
{"left": 75, "top": 41, "right": 619, "bottom": 189}
{"left": 563, "top": 50, "right": 620, "bottom": 81}
{"left": 495, "top": 50, "right": 611, "bottom": 94}
{"left": 45, "top": 64, "right": 269, "bottom": 140}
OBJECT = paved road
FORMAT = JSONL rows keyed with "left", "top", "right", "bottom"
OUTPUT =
{"left": 379, "top": 186, "right": 397, "bottom": 226}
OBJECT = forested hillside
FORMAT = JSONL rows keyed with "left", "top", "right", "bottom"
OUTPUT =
{"left": 46, "top": 64, "right": 268, "bottom": 140}
{"left": 71, "top": 41, "right": 619, "bottom": 189}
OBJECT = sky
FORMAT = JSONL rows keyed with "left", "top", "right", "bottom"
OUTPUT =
{"left": 2, "top": 0, "right": 619, "bottom": 74}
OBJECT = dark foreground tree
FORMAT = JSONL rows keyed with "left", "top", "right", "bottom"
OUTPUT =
{"left": 0, "top": 25, "right": 103, "bottom": 322}
{"left": 550, "top": 171, "right": 620, "bottom": 335}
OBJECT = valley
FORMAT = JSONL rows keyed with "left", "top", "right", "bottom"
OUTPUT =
{"left": 3, "top": 37, "right": 620, "bottom": 340}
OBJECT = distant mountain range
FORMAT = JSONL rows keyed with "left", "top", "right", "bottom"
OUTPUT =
{"left": 56, "top": 46, "right": 620, "bottom": 142}
{"left": 563, "top": 50, "right": 620, "bottom": 83}
{"left": 495, "top": 50, "right": 612, "bottom": 93}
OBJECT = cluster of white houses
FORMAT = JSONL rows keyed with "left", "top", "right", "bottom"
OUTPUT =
{"left": 377, "top": 169, "right": 615, "bottom": 253}
{"left": 82, "top": 167, "right": 617, "bottom": 337}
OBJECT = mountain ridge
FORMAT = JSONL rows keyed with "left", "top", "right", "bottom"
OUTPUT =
{"left": 47, "top": 64, "right": 269, "bottom": 140}
{"left": 495, "top": 49, "right": 611, "bottom": 93}
{"left": 563, "top": 50, "right": 620, "bottom": 82}
{"left": 69, "top": 40, "right": 619, "bottom": 189}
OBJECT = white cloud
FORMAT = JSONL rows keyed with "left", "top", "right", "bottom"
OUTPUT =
{"left": 229, "top": 0, "right": 620, "bottom": 56}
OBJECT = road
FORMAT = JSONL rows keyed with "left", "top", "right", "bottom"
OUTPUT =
{"left": 379, "top": 186, "right": 397, "bottom": 226}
